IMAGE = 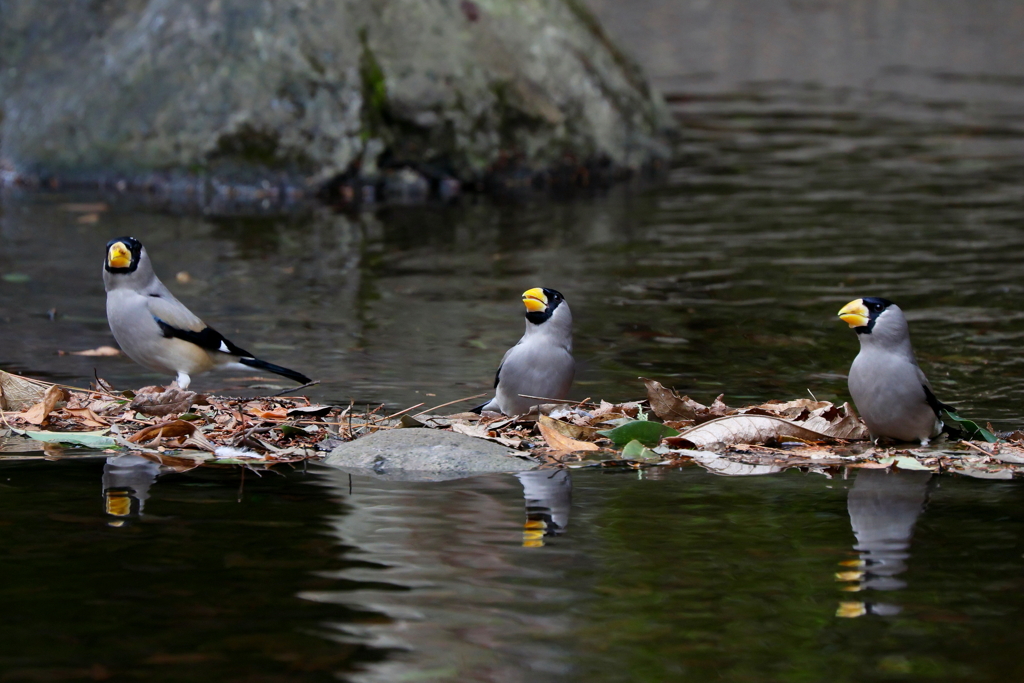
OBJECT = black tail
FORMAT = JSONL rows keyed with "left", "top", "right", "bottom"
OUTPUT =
{"left": 470, "top": 398, "right": 497, "bottom": 414}
{"left": 923, "top": 385, "right": 956, "bottom": 416}
{"left": 239, "top": 357, "right": 312, "bottom": 385}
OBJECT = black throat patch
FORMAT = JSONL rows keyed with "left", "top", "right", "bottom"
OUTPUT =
{"left": 854, "top": 297, "right": 894, "bottom": 335}
{"left": 526, "top": 309, "right": 553, "bottom": 325}
{"left": 525, "top": 288, "right": 565, "bottom": 326}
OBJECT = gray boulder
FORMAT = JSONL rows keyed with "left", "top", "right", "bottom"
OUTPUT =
{"left": 0, "top": 0, "right": 671, "bottom": 191}
{"left": 323, "top": 428, "right": 538, "bottom": 481}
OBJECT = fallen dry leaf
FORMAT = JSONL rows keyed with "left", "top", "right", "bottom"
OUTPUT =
{"left": 644, "top": 378, "right": 699, "bottom": 420}
{"left": 590, "top": 400, "right": 640, "bottom": 421}
{"left": 741, "top": 399, "right": 869, "bottom": 441}
{"left": 18, "top": 385, "right": 68, "bottom": 425}
{"left": 643, "top": 379, "right": 731, "bottom": 423}
{"left": 130, "top": 387, "right": 196, "bottom": 417}
{"left": 68, "top": 346, "right": 122, "bottom": 357}
{"left": 128, "top": 420, "right": 198, "bottom": 443}
{"left": 537, "top": 413, "right": 600, "bottom": 441}
{"left": 846, "top": 459, "right": 897, "bottom": 470}
{"left": 752, "top": 398, "right": 830, "bottom": 418}
{"left": 802, "top": 402, "right": 869, "bottom": 440}
{"left": 87, "top": 399, "right": 125, "bottom": 416}
{"left": 0, "top": 371, "right": 48, "bottom": 411}
{"left": 450, "top": 421, "right": 522, "bottom": 448}
{"left": 65, "top": 406, "right": 110, "bottom": 427}
{"left": 126, "top": 420, "right": 215, "bottom": 452}
{"left": 667, "top": 414, "right": 834, "bottom": 450}
{"left": 708, "top": 394, "right": 731, "bottom": 417}
{"left": 538, "top": 415, "right": 600, "bottom": 454}
{"left": 248, "top": 407, "right": 289, "bottom": 420}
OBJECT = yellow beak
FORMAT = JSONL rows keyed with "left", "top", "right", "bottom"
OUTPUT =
{"left": 838, "top": 299, "right": 870, "bottom": 328}
{"left": 522, "top": 288, "right": 548, "bottom": 313}
{"left": 107, "top": 242, "right": 131, "bottom": 269}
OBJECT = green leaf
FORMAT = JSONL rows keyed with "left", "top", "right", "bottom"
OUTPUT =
{"left": 1, "top": 273, "right": 30, "bottom": 284}
{"left": 621, "top": 439, "right": 660, "bottom": 461}
{"left": 894, "top": 456, "right": 936, "bottom": 471}
{"left": 13, "top": 428, "right": 117, "bottom": 448}
{"left": 280, "top": 424, "right": 317, "bottom": 437}
{"left": 943, "top": 409, "right": 997, "bottom": 443}
{"left": 597, "top": 420, "right": 679, "bottom": 448}
{"left": 179, "top": 413, "right": 201, "bottom": 421}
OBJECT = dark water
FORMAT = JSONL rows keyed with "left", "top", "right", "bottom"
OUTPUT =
{"left": 5, "top": 0, "right": 1024, "bottom": 680}
{"left": 3, "top": 462, "right": 1024, "bottom": 682}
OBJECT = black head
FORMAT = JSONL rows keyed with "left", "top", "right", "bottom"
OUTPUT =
{"left": 105, "top": 236, "right": 143, "bottom": 274}
{"left": 838, "top": 296, "right": 894, "bottom": 334}
{"left": 523, "top": 287, "right": 566, "bottom": 325}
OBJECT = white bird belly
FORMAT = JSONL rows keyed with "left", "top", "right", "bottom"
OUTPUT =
{"left": 106, "top": 291, "right": 214, "bottom": 377}
{"left": 495, "top": 345, "right": 574, "bottom": 416}
{"left": 848, "top": 353, "right": 940, "bottom": 442}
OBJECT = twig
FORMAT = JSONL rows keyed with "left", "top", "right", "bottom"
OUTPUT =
{"left": 269, "top": 380, "right": 320, "bottom": 398}
{"left": 370, "top": 403, "right": 425, "bottom": 425}
{"left": 412, "top": 393, "right": 488, "bottom": 418}
{"left": 12, "top": 374, "right": 125, "bottom": 401}
{"left": 959, "top": 439, "right": 993, "bottom": 456}
{"left": 517, "top": 394, "right": 598, "bottom": 407}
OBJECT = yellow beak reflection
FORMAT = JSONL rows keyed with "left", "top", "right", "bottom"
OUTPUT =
{"left": 836, "top": 602, "right": 867, "bottom": 618}
{"left": 107, "top": 242, "right": 132, "bottom": 269}
{"left": 523, "top": 519, "right": 547, "bottom": 548}
{"left": 105, "top": 490, "right": 131, "bottom": 516}
{"left": 522, "top": 288, "right": 548, "bottom": 313}
{"left": 838, "top": 299, "right": 870, "bottom": 328}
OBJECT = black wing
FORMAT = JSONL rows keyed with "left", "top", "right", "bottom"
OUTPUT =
{"left": 155, "top": 317, "right": 312, "bottom": 384}
{"left": 923, "top": 385, "right": 955, "bottom": 417}
{"left": 154, "top": 318, "right": 252, "bottom": 357}
{"left": 468, "top": 364, "right": 503, "bottom": 414}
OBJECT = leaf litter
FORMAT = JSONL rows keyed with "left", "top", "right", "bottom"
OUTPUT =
{"left": 0, "top": 370, "right": 1022, "bottom": 479}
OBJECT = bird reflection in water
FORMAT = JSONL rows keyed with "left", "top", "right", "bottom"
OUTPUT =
{"left": 516, "top": 469, "right": 572, "bottom": 547}
{"left": 836, "top": 468, "right": 932, "bottom": 617}
{"left": 102, "top": 454, "right": 162, "bottom": 527}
